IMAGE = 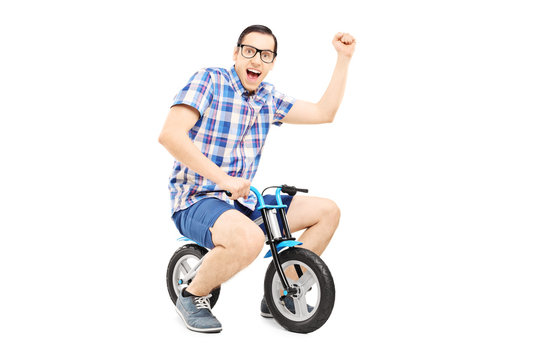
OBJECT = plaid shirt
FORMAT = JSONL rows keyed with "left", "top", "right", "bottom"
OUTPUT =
{"left": 168, "top": 66, "right": 295, "bottom": 213}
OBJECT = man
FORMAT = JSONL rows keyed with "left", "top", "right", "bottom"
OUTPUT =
{"left": 159, "top": 25, "right": 355, "bottom": 333}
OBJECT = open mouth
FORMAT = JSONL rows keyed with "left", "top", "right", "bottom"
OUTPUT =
{"left": 246, "top": 68, "right": 261, "bottom": 81}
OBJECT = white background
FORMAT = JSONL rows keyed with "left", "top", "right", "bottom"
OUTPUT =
{"left": 1, "top": 0, "right": 539, "bottom": 359}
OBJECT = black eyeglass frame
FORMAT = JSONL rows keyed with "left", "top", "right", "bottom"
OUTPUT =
{"left": 237, "top": 44, "right": 277, "bottom": 63}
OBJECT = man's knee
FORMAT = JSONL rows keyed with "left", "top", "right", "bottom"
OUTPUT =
{"left": 313, "top": 197, "right": 341, "bottom": 226}
{"left": 287, "top": 196, "right": 341, "bottom": 233}
{"left": 324, "top": 199, "right": 341, "bottom": 226}
{"left": 210, "top": 211, "right": 265, "bottom": 265}
{"left": 234, "top": 225, "right": 265, "bottom": 265}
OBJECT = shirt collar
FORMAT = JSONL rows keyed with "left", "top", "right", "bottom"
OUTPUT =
{"left": 229, "top": 65, "right": 271, "bottom": 102}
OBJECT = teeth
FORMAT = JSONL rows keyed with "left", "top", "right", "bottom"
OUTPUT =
{"left": 248, "top": 69, "right": 261, "bottom": 74}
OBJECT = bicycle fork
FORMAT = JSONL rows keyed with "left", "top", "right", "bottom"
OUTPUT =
{"left": 260, "top": 206, "right": 302, "bottom": 299}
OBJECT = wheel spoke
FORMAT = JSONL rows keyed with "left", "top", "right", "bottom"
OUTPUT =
{"left": 179, "top": 260, "right": 192, "bottom": 275}
{"left": 296, "top": 271, "right": 316, "bottom": 290}
{"left": 293, "top": 296, "right": 309, "bottom": 317}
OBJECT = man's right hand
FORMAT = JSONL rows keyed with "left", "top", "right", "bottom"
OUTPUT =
{"left": 218, "top": 176, "right": 251, "bottom": 200}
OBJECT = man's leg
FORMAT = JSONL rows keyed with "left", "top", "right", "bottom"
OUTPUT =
{"left": 285, "top": 196, "right": 341, "bottom": 256}
{"left": 186, "top": 209, "right": 266, "bottom": 296}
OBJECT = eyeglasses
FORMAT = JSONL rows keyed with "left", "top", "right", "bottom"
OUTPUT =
{"left": 237, "top": 44, "right": 276, "bottom": 63}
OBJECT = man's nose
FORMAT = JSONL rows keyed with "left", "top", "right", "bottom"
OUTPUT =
{"left": 250, "top": 53, "right": 263, "bottom": 66}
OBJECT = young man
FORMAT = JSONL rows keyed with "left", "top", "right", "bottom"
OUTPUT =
{"left": 159, "top": 25, "right": 355, "bottom": 333}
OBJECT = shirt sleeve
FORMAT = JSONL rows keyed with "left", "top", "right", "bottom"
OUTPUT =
{"left": 171, "top": 69, "right": 214, "bottom": 117}
{"left": 272, "top": 89, "right": 296, "bottom": 126}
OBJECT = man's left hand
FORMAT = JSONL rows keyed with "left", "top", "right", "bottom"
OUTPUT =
{"left": 332, "top": 32, "right": 356, "bottom": 58}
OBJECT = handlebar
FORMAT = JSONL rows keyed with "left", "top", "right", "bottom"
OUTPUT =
{"left": 196, "top": 184, "right": 308, "bottom": 201}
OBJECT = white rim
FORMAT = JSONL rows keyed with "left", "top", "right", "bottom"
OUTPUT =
{"left": 172, "top": 254, "right": 200, "bottom": 297}
{"left": 271, "top": 260, "right": 320, "bottom": 321}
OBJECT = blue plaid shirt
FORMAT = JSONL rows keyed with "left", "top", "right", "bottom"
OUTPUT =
{"left": 169, "top": 66, "right": 296, "bottom": 213}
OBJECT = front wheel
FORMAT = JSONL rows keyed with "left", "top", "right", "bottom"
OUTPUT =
{"left": 264, "top": 247, "right": 335, "bottom": 333}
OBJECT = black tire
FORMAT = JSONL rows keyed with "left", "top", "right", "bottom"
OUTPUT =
{"left": 166, "top": 244, "right": 220, "bottom": 308}
{"left": 264, "top": 247, "right": 335, "bottom": 333}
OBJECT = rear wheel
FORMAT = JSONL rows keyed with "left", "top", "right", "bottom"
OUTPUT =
{"left": 166, "top": 244, "right": 220, "bottom": 308}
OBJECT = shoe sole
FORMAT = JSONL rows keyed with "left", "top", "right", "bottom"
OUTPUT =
{"left": 260, "top": 312, "right": 273, "bottom": 318}
{"left": 175, "top": 306, "right": 222, "bottom": 333}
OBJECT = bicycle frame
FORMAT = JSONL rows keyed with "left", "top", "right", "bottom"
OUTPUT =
{"left": 177, "top": 186, "right": 304, "bottom": 297}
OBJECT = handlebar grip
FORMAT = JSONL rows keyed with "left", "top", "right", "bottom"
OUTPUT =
{"left": 281, "top": 185, "right": 309, "bottom": 196}
{"left": 196, "top": 190, "right": 233, "bottom": 197}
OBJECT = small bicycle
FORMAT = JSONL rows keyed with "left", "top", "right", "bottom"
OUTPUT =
{"left": 166, "top": 185, "right": 335, "bottom": 333}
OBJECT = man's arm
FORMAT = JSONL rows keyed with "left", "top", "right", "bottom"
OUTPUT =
{"left": 158, "top": 105, "right": 251, "bottom": 200}
{"left": 281, "top": 33, "right": 356, "bottom": 125}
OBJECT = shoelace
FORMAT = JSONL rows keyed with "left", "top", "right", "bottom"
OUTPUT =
{"left": 193, "top": 295, "right": 212, "bottom": 310}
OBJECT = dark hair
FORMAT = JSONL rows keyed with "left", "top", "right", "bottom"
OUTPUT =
{"left": 237, "top": 25, "right": 278, "bottom": 54}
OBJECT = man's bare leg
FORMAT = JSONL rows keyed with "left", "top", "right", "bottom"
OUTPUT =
{"left": 287, "top": 196, "right": 340, "bottom": 255}
{"left": 186, "top": 209, "right": 266, "bottom": 296}
{"left": 281, "top": 196, "right": 340, "bottom": 279}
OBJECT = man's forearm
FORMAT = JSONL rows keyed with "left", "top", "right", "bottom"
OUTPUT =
{"left": 160, "top": 132, "right": 252, "bottom": 199}
{"left": 317, "top": 55, "right": 352, "bottom": 122}
{"left": 160, "top": 131, "right": 228, "bottom": 186}
{"left": 159, "top": 105, "right": 252, "bottom": 199}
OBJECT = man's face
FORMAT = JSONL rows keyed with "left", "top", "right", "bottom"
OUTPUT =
{"left": 233, "top": 32, "right": 276, "bottom": 93}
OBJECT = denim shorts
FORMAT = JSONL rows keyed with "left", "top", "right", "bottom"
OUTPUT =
{"left": 172, "top": 195, "right": 293, "bottom": 249}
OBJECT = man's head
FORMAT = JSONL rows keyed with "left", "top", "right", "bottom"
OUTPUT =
{"left": 233, "top": 25, "right": 277, "bottom": 93}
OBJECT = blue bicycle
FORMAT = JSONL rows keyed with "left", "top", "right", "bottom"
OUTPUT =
{"left": 166, "top": 185, "right": 335, "bottom": 333}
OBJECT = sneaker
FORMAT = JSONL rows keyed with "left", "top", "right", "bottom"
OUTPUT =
{"left": 260, "top": 298, "right": 273, "bottom": 318}
{"left": 260, "top": 297, "right": 314, "bottom": 318}
{"left": 175, "top": 291, "right": 222, "bottom": 333}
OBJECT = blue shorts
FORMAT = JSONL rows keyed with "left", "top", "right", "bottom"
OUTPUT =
{"left": 172, "top": 195, "right": 294, "bottom": 249}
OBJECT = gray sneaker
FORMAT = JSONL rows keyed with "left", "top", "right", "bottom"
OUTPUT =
{"left": 260, "top": 297, "right": 314, "bottom": 318}
{"left": 176, "top": 292, "right": 222, "bottom": 333}
{"left": 260, "top": 298, "right": 274, "bottom": 318}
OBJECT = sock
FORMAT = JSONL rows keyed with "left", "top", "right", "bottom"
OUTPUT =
{"left": 182, "top": 288, "right": 195, "bottom": 298}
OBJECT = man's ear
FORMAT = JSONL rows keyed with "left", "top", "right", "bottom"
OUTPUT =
{"left": 265, "top": 56, "right": 276, "bottom": 72}
{"left": 270, "top": 56, "right": 276, "bottom": 70}
{"left": 232, "top": 46, "right": 239, "bottom": 61}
